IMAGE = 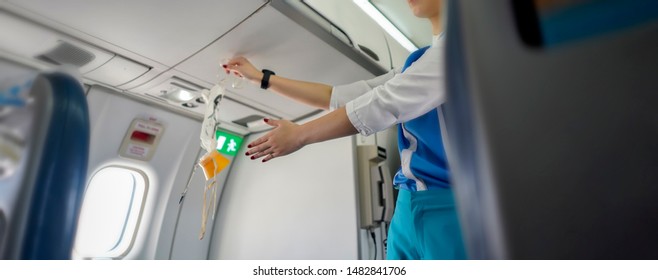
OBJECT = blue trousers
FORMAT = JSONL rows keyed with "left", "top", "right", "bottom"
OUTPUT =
{"left": 387, "top": 188, "right": 467, "bottom": 260}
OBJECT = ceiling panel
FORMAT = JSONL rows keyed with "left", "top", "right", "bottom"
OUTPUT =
{"left": 175, "top": 6, "right": 376, "bottom": 120}
{"left": 371, "top": 0, "right": 433, "bottom": 47}
{"left": 5, "top": 0, "right": 266, "bottom": 67}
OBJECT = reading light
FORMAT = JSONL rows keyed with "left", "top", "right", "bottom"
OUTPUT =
{"left": 162, "top": 88, "right": 196, "bottom": 103}
{"left": 353, "top": 0, "right": 418, "bottom": 52}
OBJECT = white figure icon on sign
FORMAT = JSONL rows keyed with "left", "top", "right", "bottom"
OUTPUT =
{"left": 227, "top": 139, "right": 237, "bottom": 153}
{"left": 216, "top": 136, "right": 227, "bottom": 150}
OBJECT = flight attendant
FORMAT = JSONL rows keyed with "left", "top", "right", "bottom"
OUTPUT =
{"left": 225, "top": 0, "right": 466, "bottom": 260}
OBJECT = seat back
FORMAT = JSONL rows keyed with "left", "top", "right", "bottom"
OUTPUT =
{"left": 443, "top": 1, "right": 658, "bottom": 259}
{"left": 1, "top": 66, "right": 89, "bottom": 259}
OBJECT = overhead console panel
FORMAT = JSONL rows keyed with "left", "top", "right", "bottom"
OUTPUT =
{"left": 0, "top": 11, "right": 152, "bottom": 88}
{"left": 85, "top": 56, "right": 150, "bottom": 87}
{"left": 0, "top": 11, "right": 113, "bottom": 73}
{"left": 4, "top": 0, "right": 267, "bottom": 67}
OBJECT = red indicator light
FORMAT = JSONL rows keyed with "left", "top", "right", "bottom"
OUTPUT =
{"left": 131, "top": 130, "right": 155, "bottom": 144}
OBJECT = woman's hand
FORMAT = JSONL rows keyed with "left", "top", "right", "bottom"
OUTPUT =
{"left": 244, "top": 118, "right": 306, "bottom": 163}
{"left": 222, "top": 56, "right": 263, "bottom": 84}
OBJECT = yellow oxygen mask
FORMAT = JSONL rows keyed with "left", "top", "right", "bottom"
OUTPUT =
{"left": 198, "top": 149, "right": 230, "bottom": 181}
{"left": 196, "top": 149, "right": 230, "bottom": 240}
{"left": 193, "top": 84, "right": 231, "bottom": 240}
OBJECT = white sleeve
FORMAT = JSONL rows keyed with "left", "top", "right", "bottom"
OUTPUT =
{"left": 329, "top": 69, "right": 398, "bottom": 110}
{"left": 345, "top": 44, "right": 444, "bottom": 136}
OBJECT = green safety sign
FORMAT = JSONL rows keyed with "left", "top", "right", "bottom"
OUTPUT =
{"left": 215, "top": 130, "right": 244, "bottom": 157}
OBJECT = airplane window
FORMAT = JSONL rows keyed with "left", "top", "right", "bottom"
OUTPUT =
{"left": 72, "top": 166, "right": 148, "bottom": 259}
{"left": 514, "top": 0, "right": 658, "bottom": 47}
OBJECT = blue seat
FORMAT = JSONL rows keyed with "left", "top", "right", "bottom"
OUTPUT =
{"left": 0, "top": 71, "right": 89, "bottom": 259}
{"left": 443, "top": 1, "right": 658, "bottom": 259}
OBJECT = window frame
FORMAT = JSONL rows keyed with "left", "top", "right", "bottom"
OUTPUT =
{"left": 73, "top": 165, "right": 149, "bottom": 260}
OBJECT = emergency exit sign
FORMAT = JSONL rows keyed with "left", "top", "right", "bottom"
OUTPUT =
{"left": 215, "top": 130, "right": 243, "bottom": 157}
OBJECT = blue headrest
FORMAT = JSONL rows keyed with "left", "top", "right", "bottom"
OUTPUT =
{"left": 20, "top": 72, "right": 90, "bottom": 259}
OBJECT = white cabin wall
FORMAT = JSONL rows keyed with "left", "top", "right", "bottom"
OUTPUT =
{"left": 85, "top": 86, "right": 204, "bottom": 259}
{"left": 161, "top": 149, "right": 236, "bottom": 260}
{"left": 208, "top": 114, "right": 360, "bottom": 260}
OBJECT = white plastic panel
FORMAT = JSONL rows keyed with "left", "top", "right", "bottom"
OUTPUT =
{"left": 5, "top": 0, "right": 266, "bottom": 67}
{"left": 85, "top": 85, "right": 204, "bottom": 260}
{"left": 127, "top": 69, "right": 213, "bottom": 107}
{"left": 142, "top": 76, "right": 207, "bottom": 104}
{"left": 0, "top": 11, "right": 54, "bottom": 57}
{"left": 135, "top": 71, "right": 286, "bottom": 130}
{"left": 303, "top": 0, "right": 392, "bottom": 70}
{"left": 208, "top": 115, "right": 360, "bottom": 260}
{"left": 167, "top": 149, "right": 234, "bottom": 260}
{"left": 175, "top": 6, "right": 375, "bottom": 120}
{"left": 214, "top": 95, "right": 278, "bottom": 128}
{"left": 0, "top": 11, "right": 114, "bottom": 73}
{"left": 384, "top": 33, "right": 411, "bottom": 70}
{"left": 85, "top": 56, "right": 149, "bottom": 87}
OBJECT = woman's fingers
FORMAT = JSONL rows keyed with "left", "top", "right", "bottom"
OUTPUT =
{"left": 221, "top": 56, "right": 262, "bottom": 82}
{"left": 251, "top": 146, "right": 274, "bottom": 160}
{"left": 245, "top": 130, "right": 275, "bottom": 157}
{"left": 262, "top": 153, "right": 276, "bottom": 163}
{"left": 222, "top": 57, "right": 243, "bottom": 75}
{"left": 247, "top": 133, "right": 269, "bottom": 149}
{"left": 245, "top": 144, "right": 269, "bottom": 159}
{"left": 244, "top": 119, "right": 281, "bottom": 157}
{"left": 245, "top": 139, "right": 269, "bottom": 156}
{"left": 242, "top": 118, "right": 304, "bottom": 163}
{"left": 264, "top": 118, "right": 278, "bottom": 126}
{"left": 225, "top": 57, "right": 247, "bottom": 71}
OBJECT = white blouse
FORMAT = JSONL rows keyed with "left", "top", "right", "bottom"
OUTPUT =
{"left": 329, "top": 35, "right": 444, "bottom": 136}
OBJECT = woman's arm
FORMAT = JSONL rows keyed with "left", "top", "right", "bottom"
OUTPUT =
{"left": 243, "top": 43, "right": 444, "bottom": 163}
{"left": 224, "top": 57, "right": 332, "bottom": 110}
{"left": 224, "top": 57, "right": 397, "bottom": 111}
{"left": 245, "top": 107, "right": 357, "bottom": 162}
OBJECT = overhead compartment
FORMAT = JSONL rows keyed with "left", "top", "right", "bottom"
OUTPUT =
{"left": 173, "top": 5, "right": 376, "bottom": 122}
{"left": 270, "top": 0, "right": 388, "bottom": 75}
{"left": 299, "top": 0, "right": 393, "bottom": 71}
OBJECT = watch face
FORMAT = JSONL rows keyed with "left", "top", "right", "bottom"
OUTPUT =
{"left": 261, "top": 70, "right": 274, "bottom": 89}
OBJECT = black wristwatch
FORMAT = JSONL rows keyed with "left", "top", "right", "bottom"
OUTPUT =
{"left": 261, "top": 69, "right": 276, "bottom": 90}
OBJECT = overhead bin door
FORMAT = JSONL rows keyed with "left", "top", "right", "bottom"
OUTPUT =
{"left": 173, "top": 5, "right": 376, "bottom": 123}
{"left": 302, "top": 0, "right": 394, "bottom": 70}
